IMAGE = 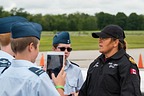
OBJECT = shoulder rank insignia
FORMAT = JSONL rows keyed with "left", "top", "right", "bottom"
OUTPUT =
{"left": 0, "top": 58, "right": 11, "bottom": 67}
{"left": 29, "top": 67, "right": 45, "bottom": 76}
{"left": 129, "top": 57, "right": 136, "bottom": 64}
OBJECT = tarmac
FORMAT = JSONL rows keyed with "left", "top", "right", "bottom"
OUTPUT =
{"left": 36, "top": 48, "right": 144, "bottom": 68}
{"left": 36, "top": 48, "right": 144, "bottom": 93}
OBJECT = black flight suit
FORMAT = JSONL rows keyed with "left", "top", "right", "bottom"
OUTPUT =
{"left": 79, "top": 49, "right": 142, "bottom": 96}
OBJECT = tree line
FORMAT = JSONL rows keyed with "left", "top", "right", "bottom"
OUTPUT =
{"left": 1, "top": 6, "right": 144, "bottom": 31}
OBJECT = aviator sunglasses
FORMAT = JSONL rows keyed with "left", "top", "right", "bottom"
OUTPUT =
{"left": 57, "top": 47, "right": 72, "bottom": 52}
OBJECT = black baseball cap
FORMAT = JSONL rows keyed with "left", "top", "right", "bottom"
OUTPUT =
{"left": 92, "top": 24, "right": 125, "bottom": 40}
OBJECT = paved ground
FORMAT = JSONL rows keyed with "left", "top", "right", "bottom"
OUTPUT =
{"left": 36, "top": 48, "right": 144, "bottom": 93}
{"left": 36, "top": 48, "right": 144, "bottom": 68}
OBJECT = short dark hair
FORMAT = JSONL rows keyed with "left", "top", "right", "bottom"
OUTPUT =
{"left": 11, "top": 37, "right": 38, "bottom": 53}
{"left": 53, "top": 44, "right": 58, "bottom": 49}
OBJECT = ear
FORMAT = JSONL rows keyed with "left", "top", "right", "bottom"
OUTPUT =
{"left": 113, "top": 39, "right": 119, "bottom": 47}
{"left": 28, "top": 42, "right": 34, "bottom": 52}
{"left": 52, "top": 46, "right": 56, "bottom": 51}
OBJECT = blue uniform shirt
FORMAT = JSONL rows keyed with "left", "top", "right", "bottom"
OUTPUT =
{"left": 0, "top": 50, "right": 14, "bottom": 75}
{"left": 0, "top": 59, "right": 60, "bottom": 96}
{"left": 64, "top": 60, "right": 84, "bottom": 95}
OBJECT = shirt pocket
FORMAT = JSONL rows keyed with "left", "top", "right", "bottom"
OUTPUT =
{"left": 69, "top": 78, "right": 78, "bottom": 86}
{"left": 64, "top": 78, "right": 77, "bottom": 95}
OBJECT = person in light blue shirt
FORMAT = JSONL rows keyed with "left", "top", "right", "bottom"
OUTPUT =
{"left": 0, "top": 21, "right": 66, "bottom": 96}
{"left": 0, "top": 16, "right": 28, "bottom": 75}
{"left": 52, "top": 31, "right": 84, "bottom": 96}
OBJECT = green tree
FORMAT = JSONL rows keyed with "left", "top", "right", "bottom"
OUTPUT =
{"left": 115, "top": 12, "right": 127, "bottom": 29}
{"left": 80, "top": 13, "right": 97, "bottom": 30}
{"left": 10, "top": 7, "right": 30, "bottom": 18}
{"left": 0, "top": 6, "right": 10, "bottom": 17}
{"left": 31, "top": 14, "right": 43, "bottom": 23}
{"left": 68, "top": 13, "right": 81, "bottom": 31}
{"left": 139, "top": 15, "right": 144, "bottom": 30}
{"left": 54, "top": 14, "right": 68, "bottom": 31}
{"left": 96, "top": 12, "right": 115, "bottom": 29}
{"left": 126, "top": 13, "right": 141, "bottom": 30}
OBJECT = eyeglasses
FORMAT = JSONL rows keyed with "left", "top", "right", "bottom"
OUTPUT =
{"left": 57, "top": 47, "right": 72, "bottom": 52}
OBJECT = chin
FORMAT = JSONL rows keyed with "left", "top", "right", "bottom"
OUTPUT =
{"left": 31, "top": 60, "right": 35, "bottom": 63}
{"left": 99, "top": 50, "right": 104, "bottom": 53}
{"left": 65, "top": 57, "right": 68, "bottom": 59}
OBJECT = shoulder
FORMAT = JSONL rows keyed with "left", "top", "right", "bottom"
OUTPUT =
{"left": 89, "top": 57, "right": 100, "bottom": 68}
{"left": 28, "top": 67, "right": 45, "bottom": 76}
{"left": 70, "top": 61, "right": 79, "bottom": 67}
{"left": 124, "top": 53, "right": 136, "bottom": 64}
{"left": 67, "top": 61, "right": 82, "bottom": 73}
{"left": 0, "top": 58, "right": 11, "bottom": 67}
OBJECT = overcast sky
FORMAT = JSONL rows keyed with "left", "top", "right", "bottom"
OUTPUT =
{"left": 0, "top": 0, "right": 144, "bottom": 16}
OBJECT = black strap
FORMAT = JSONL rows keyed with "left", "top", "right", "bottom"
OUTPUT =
{"left": 1, "top": 67, "right": 9, "bottom": 74}
{"left": 70, "top": 61, "right": 79, "bottom": 67}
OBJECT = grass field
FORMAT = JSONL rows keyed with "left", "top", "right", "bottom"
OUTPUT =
{"left": 39, "top": 31, "right": 144, "bottom": 51}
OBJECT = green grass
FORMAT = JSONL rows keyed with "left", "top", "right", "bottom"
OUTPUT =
{"left": 40, "top": 31, "right": 144, "bottom": 51}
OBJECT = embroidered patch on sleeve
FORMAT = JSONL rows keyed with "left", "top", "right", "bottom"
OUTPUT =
{"left": 130, "top": 68, "right": 137, "bottom": 75}
{"left": 0, "top": 58, "right": 11, "bottom": 67}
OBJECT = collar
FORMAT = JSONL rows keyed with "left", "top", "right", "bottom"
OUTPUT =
{"left": 64, "top": 60, "right": 72, "bottom": 70}
{"left": 110, "top": 49, "right": 126, "bottom": 59}
{"left": 11, "top": 59, "right": 37, "bottom": 68}
{"left": 0, "top": 50, "right": 14, "bottom": 59}
{"left": 99, "top": 49, "right": 126, "bottom": 61}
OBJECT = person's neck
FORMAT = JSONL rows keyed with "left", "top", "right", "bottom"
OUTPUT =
{"left": 64, "top": 59, "right": 67, "bottom": 65}
{"left": 104, "top": 49, "right": 118, "bottom": 58}
{"left": 15, "top": 52, "right": 32, "bottom": 62}
{"left": 1, "top": 45, "right": 13, "bottom": 56}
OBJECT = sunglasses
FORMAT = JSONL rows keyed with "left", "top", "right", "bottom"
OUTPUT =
{"left": 57, "top": 47, "right": 72, "bottom": 52}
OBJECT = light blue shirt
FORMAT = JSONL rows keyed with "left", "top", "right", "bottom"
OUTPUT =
{"left": 0, "top": 50, "right": 14, "bottom": 75}
{"left": 64, "top": 60, "right": 84, "bottom": 95}
{"left": 0, "top": 59, "right": 60, "bottom": 96}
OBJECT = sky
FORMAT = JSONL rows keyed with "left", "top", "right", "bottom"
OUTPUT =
{"left": 0, "top": 0, "right": 144, "bottom": 16}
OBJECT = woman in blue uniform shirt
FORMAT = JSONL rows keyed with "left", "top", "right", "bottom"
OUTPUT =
{"left": 79, "top": 24, "right": 142, "bottom": 96}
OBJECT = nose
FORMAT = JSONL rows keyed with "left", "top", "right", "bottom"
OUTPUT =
{"left": 64, "top": 49, "right": 68, "bottom": 52}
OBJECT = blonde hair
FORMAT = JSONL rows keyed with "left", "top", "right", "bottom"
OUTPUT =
{"left": 118, "top": 40, "right": 127, "bottom": 50}
{"left": 0, "top": 33, "right": 11, "bottom": 46}
{"left": 111, "top": 38, "right": 127, "bottom": 50}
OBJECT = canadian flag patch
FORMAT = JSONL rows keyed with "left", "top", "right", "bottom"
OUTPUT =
{"left": 130, "top": 68, "right": 137, "bottom": 75}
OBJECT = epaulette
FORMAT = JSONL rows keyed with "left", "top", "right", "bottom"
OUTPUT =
{"left": 29, "top": 67, "right": 45, "bottom": 76}
{"left": 70, "top": 61, "right": 79, "bottom": 67}
{"left": 125, "top": 54, "right": 136, "bottom": 64}
{"left": 0, "top": 58, "right": 11, "bottom": 67}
